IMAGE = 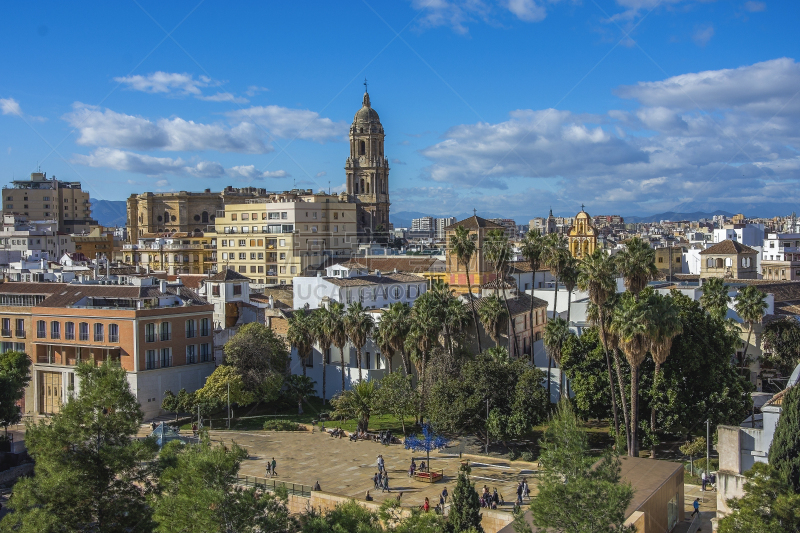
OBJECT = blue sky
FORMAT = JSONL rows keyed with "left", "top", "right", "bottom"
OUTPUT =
{"left": 1, "top": 0, "right": 798, "bottom": 222}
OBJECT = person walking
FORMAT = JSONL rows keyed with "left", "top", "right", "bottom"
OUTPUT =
{"left": 271, "top": 457, "right": 277, "bottom": 477}
{"left": 265, "top": 462, "right": 271, "bottom": 477}
{"left": 377, "top": 454, "right": 385, "bottom": 473}
{"left": 516, "top": 481, "right": 523, "bottom": 505}
{"left": 382, "top": 471, "right": 390, "bottom": 493}
{"left": 701, "top": 471, "right": 707, "bottom": 491}
{"left": 691, "top": 498, "right": 700, "bottom": 518}
{"left": 522, "top": 478, "right": 529, "bottom": 500}
{"left": 441, "top": 486, "right": 448, "bottom": 506}
{"left": 373, "top": 472, "right": 380, "bottom": 490}
{"left": 423, "top": 497, "right": 430, "bottom": 512}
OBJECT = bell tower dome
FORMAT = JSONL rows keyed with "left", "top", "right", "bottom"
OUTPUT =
{"left": 345, "top": 82, "right": 390, "bottom": 240}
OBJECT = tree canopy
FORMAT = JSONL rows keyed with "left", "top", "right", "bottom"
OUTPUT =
{"left": 223, "top": 322, "right": 289, "bottom": 401}
{"left": 0, "top": 350, "right": 30, "bottom": 435}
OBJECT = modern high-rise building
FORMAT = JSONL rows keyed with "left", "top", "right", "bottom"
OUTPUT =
{"left": 345, "top": 89, "right": 391, "bottom": 239}
{"left": 2, "top": 172, "right": 95, "bottom": 233}
{"left": 435, "top": 217, "right": 456, "bottom": 239}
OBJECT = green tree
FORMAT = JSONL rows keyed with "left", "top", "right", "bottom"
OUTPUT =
{"left": 700, "top": 276, "right": 731, "bottom": 321}
{"left": 484, "top": 228, "right": 518, "bottom": 353}
{"left": 331, "top": 380, "right": 376, "bottom": 433}
{"left": 224, "top": 322, "right": 290, "bottom": 402}
{"left": 153, "top": 438, "right": 294, "bottom": 533}
{"left": 450, "top": 224, "right": 483, "bottom": 352}
{"left": 577, "top": 248, "right": 621, "bottom": 439}
{"left": 762, "top": 317, "right": 800, "bottom": 376}
{"left": 344, "top": 302, "right": 375, "bottom": 383}
{"left": 0, "top": 350, "right": 30, "bottom": 436}
{"left": 195, "top": 365, "right": 257, "bottom": 407}
{"left": 560, "top": 328, "right": 614, "bottom": 422}
{"left": 717, "top": 462, "right": 800, "bottom": 533}
{"left": 734, "top": 285, "right": 769, "bottom": 373}
{"left": 379, "top": 499, "right": 448, "bottom": 533}
{"left": 408, "top": 291, "right": 446, "bottom": 414}
{"left": 301, "top": 499, "right": 382, "bottom": 533}
{"left": 313, "top": 306, "right": 336, "bottom": 404}
{"left": 448, "top": 461, "right": 483, "bottom": 533}
{"left": 160, "top": 388, "right": 194, "bottom": 422}
{"left": 477, "top": 295, "right": 507, "bottom": 348}
{"left": 680, "top": 437, "right": 706, "bottom": 476}
{"left": 327, "top": 301, "right": 349, "bottom": 395}
{"left": 0, "top": 362, "right": 156, "bottom": 533}
{"left": 544, "top": 317, "right": 573, "bottom": 400}
{"left": 770, "top": 382, "right": 800, "bottom": 493}
{"left": 519, "top": 401, "right": 635, "bottom": 533}
{"left": 544, "top": 233, "right": 568, "bottom": 320}
{"left": 615, "top": 236, "right": 657, "bottom": 297}
{"left": 283, "top": 374, "right": 317, "bottom": 415}
{"left": 561, "top": 254, "right": 580, "bottom": 326}
{"left": 520, "top": 229, "right": 547, "bottom": 351}
{"left": 380, "top": 302, "right": 412, "bottom": 375}
{"left": 374, "top": 371, "right": 418, "bottom": 435}
{"left": 288, "top": 309, "right": 315, "bottom": 376}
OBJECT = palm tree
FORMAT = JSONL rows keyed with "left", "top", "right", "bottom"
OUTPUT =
{"left": 646, "top": 293, "right": 682, "bottom": 453}
{"left": 577, "top": 249, "right": 622, "bottom": 441}
{"left": 287, "top": 309, "right": 314, "bottom": 376}
{"left": 545, "top": 233, "right": 568, "bottom": 319}
{"left": 520, "top": 229, "right": 547, "bottom": 356}
{"left": 373, "top": 318, "right": 395, "bottom": 374}
{"left": 383, "top": 302, "right": 412, "bottom": 375}
{"left": 408, "top": 292, "right": 444, "bottom": 415}
{"left": 312, "top": 307, "right": 335, "bottom": 404}
{"left": 616, "top": 237, "right": 658, "bottom": 297}
{"left": 450, "top": 225, "right": 483, "bottom": 353}
{"left": 560, "top": 254, "right": 579, "bottom": 325}
{"left": 544, "top": 317, "right": 573, "bottom": 400}
{"left": 328, "top": 302, "right": 348, "bottom": 394}
{"left": 443, "top": 294, "right": 471, "bottom": 358}
{"left": 344, "top": 302, "right": 375, "bottom": 383}
{"left": 700, "top": 276, "right": 731, "bottom": 321}
{"left": 283, "top": 374, "right": 317, "bottom": 415}
{"left": 477, "top": 295, "right": 507, "bottom": 348}
{"left": 331, "top": 380, "right": 376, "bottom": 433}
{"left": 611, "top": 293, "right": 650, "bottom": 457}
{"left": 734, "top": 285, "right": 769, "bottom": 374}
{"left": 484, "top": 229, "right": 519, "bottom": 354}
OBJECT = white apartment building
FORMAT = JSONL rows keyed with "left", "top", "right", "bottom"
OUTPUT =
{"left": 762, "top": 233, "right": 800, "bottom": 280}
{"left": 0, "top": 215, "right": 74, "bottom": 261}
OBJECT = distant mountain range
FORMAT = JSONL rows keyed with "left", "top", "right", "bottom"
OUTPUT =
{"left": 623, "top": 210, "right": 735, "bottom": 224}
{"left": 91, "top": 199, "right": 127, "bottom": 227}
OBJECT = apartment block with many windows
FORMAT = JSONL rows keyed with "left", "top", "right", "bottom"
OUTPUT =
{"left": 214, "top": 191, "right": 358, "bottom": 285}
{"left": 2, "top": 172, "right": 96, "bottom": 233}
{"left": 0, "top": 277, "right": 213, "bottom": 420}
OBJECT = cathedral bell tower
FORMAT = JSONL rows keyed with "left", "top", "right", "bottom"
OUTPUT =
{"left": 345, "top": 83, "right": 390, "bottom": 240}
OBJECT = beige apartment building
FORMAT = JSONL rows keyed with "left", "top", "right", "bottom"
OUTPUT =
{"left": 119, "top": 233, "right": 216, "bottom": 275}
{"left": 215, "top": 191, "right": 358, "bottom": 285}
{"left": 2, "top": 172, "right": 95, "bottom": 233}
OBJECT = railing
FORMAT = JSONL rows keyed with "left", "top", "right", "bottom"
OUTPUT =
{"left": 145, "top": 334, "right": 156, "bottom": 343}
{"left": 160, "top": 333, "right": 171, "bottom": 341}
{"left": 15, "top": 329, "right": 25, "bottom": 338}
{"left": 94, "top": 334, "right": 104, "bottom": 342}
{"left": 1, "top": 329, "right": 11, "bottom": 337}
{"left": 37, "top": 329, "right": 47, "bottom": 339}
{"left": 109, "top": 334, "right": 119, "bottom": 343}
{"left": 79, "top": 332, "right": 89, "bottom": 341}
{"left": 235, "top": 476, "right": 312, "bottom": 498}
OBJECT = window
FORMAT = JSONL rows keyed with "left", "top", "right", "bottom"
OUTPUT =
{"left": 269, "top": 212, "right": 280, "bottom": 220}
{"left": 146, "top": 350, "right": 158, "bottom": 369}
{"left": 657, "top": 257, "right": 664, "bottom": 263}
{"left": 233, "top": 284, "right": 242, "bottom": 296}
{"left": 15, "top": 318, "right": 25, "bottom": 338}
{"left": 280, "top": 266, "right": 286, "bottom": 274}
{"left": 186, "top": 345, "right": 197, "bottom": 364}
{"left": 51, "top": 321, "right": 60, "bottom": 339}
{"left": 1, "top": 318, "right": 9, "bottom": 337}
{"left": 279, "top": 239, "right": 286, "bottom": 247}
{"left": 109, "top": 324, "right": 119, "bottom": 343}
{"left": 160, "top": 322, "right": 171, "bottom": 341}
{"left": 94, "top": 323, "right": 104, "bottom": 342}
{"left": 211, "top": 285, "right": 220, "bottom": 296}
{"left": 238, "top": 266, "right": 246, "bottom": 273}
{"left": 239, "top": 253, "right": 246, "bottom": 260}
{"left": 145, "top": 323, "right": 156, "bottom": 342}
{"left": 200, "top": 343, "right": 211, "bottom": 362}
{"left": 239, "top": 240, "right": 246, "bottom": 246}
{"left": 79, "top": 322, "right": 89, "bottom": 341}
{"left": 241, "top": 213, "right": 249, "bottom": 221}
{"left": 279, "top": 252, "right": 286, "bottom": 260}
{"left": 63, "top": 321, "right": 74, "bottom": 340}
{"left": 250, "top": 266, "right": 256, "bottom": 273}
{"left": 160, "top": 348, "right": 172, "bottom": 368}
{"left": 258, "top": 266, "right": 264, "bottom": 273}
{"left": 200, "top": 318, "right": 210, "bottom": 336}
{"left": 290, "top": 266, "right": 297, "bottom": 274}
{"left": 281, "top": 212, "right": 288, "bottom": 219}
{"left": 231, "top": 213, "right": 237, "bottom": 221}
{"left": 37, "top": 320, "right": 46, "bottom": 338}
{"left": 186, "top": 319, "right": 197, "bottom": 338}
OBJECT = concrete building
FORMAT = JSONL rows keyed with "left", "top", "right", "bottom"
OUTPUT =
{"left": 126, "top": 186, "right": 274, "bottom": 238}
{"left": 120, "top": 233, "right": 216, "bottom": 275}
{"left": 214, "top": 192, "right": 358, "bottom": 285}
{"left": 712, "top": 223, "right": 764, "bottom": 248}
{"left": 488, "top": 218, "right": 517, "bottom": 240}
{"left": 699, "top": 240, "right": 759, "bottom": 279}
{"left": 654, "top": 246, "right": 685, "bottom": 280}
{"left": 435, "top": 217, "right": 456, "bottom": 239}
{"left": 2, "top": 171, "right": 95, "bottom": 233}
{"left": 344, "top": 88, "right": 391, "bottom": 238}
{"left": 761, "top": 232, "right": 800, "bottom": 281}
{"left": 0, "top": 215, "right": 74, "bottom": 261}
{"left": 444, "top": 215, "right": 505, "bottom": 295}
{"left": 71, "top": 227, "right": 114, "bottom": 262}
{"left": 0, "top": 276, "right": 214, "bottom": 419}
{"left": 410, "top": 216, "right": 435, "bottom": 239}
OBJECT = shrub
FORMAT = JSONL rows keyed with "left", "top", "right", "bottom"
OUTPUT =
{"left": 521, "top": 451, "right": 535, "bottom": 462}
{"left": 508, "top": 448, "right": 521, "bottom": 461}
{"left": 262, "top": 419, "right": 302, "bottom": 431}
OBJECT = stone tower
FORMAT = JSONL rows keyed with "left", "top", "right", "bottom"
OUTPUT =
{"left": 345, "top": 88, "right": 390, "bottom": 240}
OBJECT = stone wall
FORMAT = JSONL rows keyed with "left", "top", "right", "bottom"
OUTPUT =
{"left": 0, "top": 462, "right": 34, "bottom": 486}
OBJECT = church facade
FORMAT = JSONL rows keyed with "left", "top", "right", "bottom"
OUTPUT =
{"left": 567, "top": 207, "right": 598, "bottom": 259}
{"left": 345, "top": 88, "right": 391, "bottom": 239}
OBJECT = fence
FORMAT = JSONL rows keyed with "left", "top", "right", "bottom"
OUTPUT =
{"left": 236, "top": 475, "right": 313, "bottom": 498}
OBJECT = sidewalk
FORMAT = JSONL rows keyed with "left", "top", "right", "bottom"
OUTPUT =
{"left": 673, "top": 483, "right": 715, "bottom": 533}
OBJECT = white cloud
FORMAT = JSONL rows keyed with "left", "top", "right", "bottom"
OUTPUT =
{"left": 504, "top": 0, "right": 547, "bottom": 22}
{"left": 155, "top": 179, "right": 170, "bottom": 187}
{"left": 610, "top": 0, "right": 696, "bottom": 21}
{"left": 315, "top": 171, "right": 327, "bottom": 178}
{"left": 196, "top": 92, "right": 249, "bottom": 104}
{"left": 245, "top": 86, "right": 269, "bottom": 97}
{"left": 391, "top": 158, "right": 407, "bottom": 165}
{"left": 410, "top": 0, "right": 560, "bottom": 33}
{"left": 114, "top": 72, "right": 216, "bottom": 95}
{"left": 692, "top": 25, "right": 714, "bottom": 47}
{"left": 64, "top": 103, "right": 270, "bottom": 153}
{"left": 0, "top": 98, "right": 22, "bottom": 116}
{"left": 744, "top": 1, "right": 766, "bottom": 12}
{"left": 72, "top": 148, "right": 288, "bottom": 181}
{"left": 226, "top": 106, "right": 346, "bottom": 142}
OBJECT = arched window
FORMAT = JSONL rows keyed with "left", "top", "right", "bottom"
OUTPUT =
{"left": 202, "top": 211, "right": 209, "bottom": 223}
{"left": 715, "top": 258, "right": 724, "bottom": 268}
{"left": 359, "top": 140, "right": 366, "bottom": 155}
{"left": 360, "top": 178, "right": 365, "bottom": 193}
{"left": 366, "top": 181, "right": 370, "bottom": 194}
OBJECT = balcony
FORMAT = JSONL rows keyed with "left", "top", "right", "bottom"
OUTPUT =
{"left": 15, "top": 329, "right": 25, "bottom": 338}
{"left": 109, "top": 334, "right": 119, "bottom": 343}
{"left": 160, "top": 332, "right": 171, "bottom": 341}
{"left": 1, "top": 329, "right": 11, "bottom": 338}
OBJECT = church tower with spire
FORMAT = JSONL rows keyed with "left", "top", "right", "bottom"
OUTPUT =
{"left": 345, "top": 83, "right": 390, "bottom": 240}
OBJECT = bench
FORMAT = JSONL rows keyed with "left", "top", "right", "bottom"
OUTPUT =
{"left": 413, "top": 469, "right": 444, "bottom": 483}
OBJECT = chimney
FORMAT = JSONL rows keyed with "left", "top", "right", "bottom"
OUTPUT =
{"left": 40, "top": 258, "right": 46, "bottom": 270}
{"left": 94, "top": 261, "right": 99, "bottom": 279}
{"left": 376, "top": 270, "right": 381, "bottom": 277}
{"left": 268, "top": 295, "right": 274, "bottom": 309}
{"left": 136, "top": 264, "right": 141, "bottom": 273}
{"left": 106, "top": 257, "right": 111, "bottom": 278}
{"left": 317, "top": 271, "right": 322, "bottom": 278}
{"left": 159, "top": 279, "right": 168, "bottom": 293}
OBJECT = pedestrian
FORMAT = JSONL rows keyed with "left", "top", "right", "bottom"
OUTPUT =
{"left": 365, "top": 490, "right": 373, "bottom": 502}
{"left": 313, "top": 481, "right": 321, "bottom": 491}
{"left": 377, "top": 454, "right": 385, "bottom": 473}
{"left": 382, "top": 471, "right": 390, "bottom": 493}
{"left": 441, "top": 486, "right": 448, "bottom": 505}
{"left": 373, "top": 472, "right": 380, "bottom": 490}
{"left": 516, "top": 481, "right": 523, "bottom": 505}
{"left": 691, "top": 498, "right": 700, "bottom": 518}
{"left": 492, "top": 488, "right": 499, "bottom": 508}
{"left": 701, "top": 471, "right": 707, "bottom": 491}
{"left": 265, "top": 462, "right": 271, "bottom": 477}
{"left": 523, "top": 477, "right": 529, "bottom": 499}
{"left": 423, "top": 496, "right": 430, "bottom": 512}
{"left": 271, "top": 457, "right": 277, "bottom": 477}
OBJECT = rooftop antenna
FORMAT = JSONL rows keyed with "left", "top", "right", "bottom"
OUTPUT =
{"left": 364, "top": 78, "right": 368, "bottom": 93}
{"left": 328, "top": 180, "right": 331, "bottom": 194}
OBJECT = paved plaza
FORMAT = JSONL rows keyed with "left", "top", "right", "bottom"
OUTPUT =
{"left": 206, "top": 429, "right": 538, "bottom": 511}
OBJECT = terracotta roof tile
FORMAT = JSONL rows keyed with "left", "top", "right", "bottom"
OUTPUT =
{"left": 700, "top": 240, "right": 759, "bottom": 255}
{"left": 444, "top": 215, "right": 504, "bottom": 231}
